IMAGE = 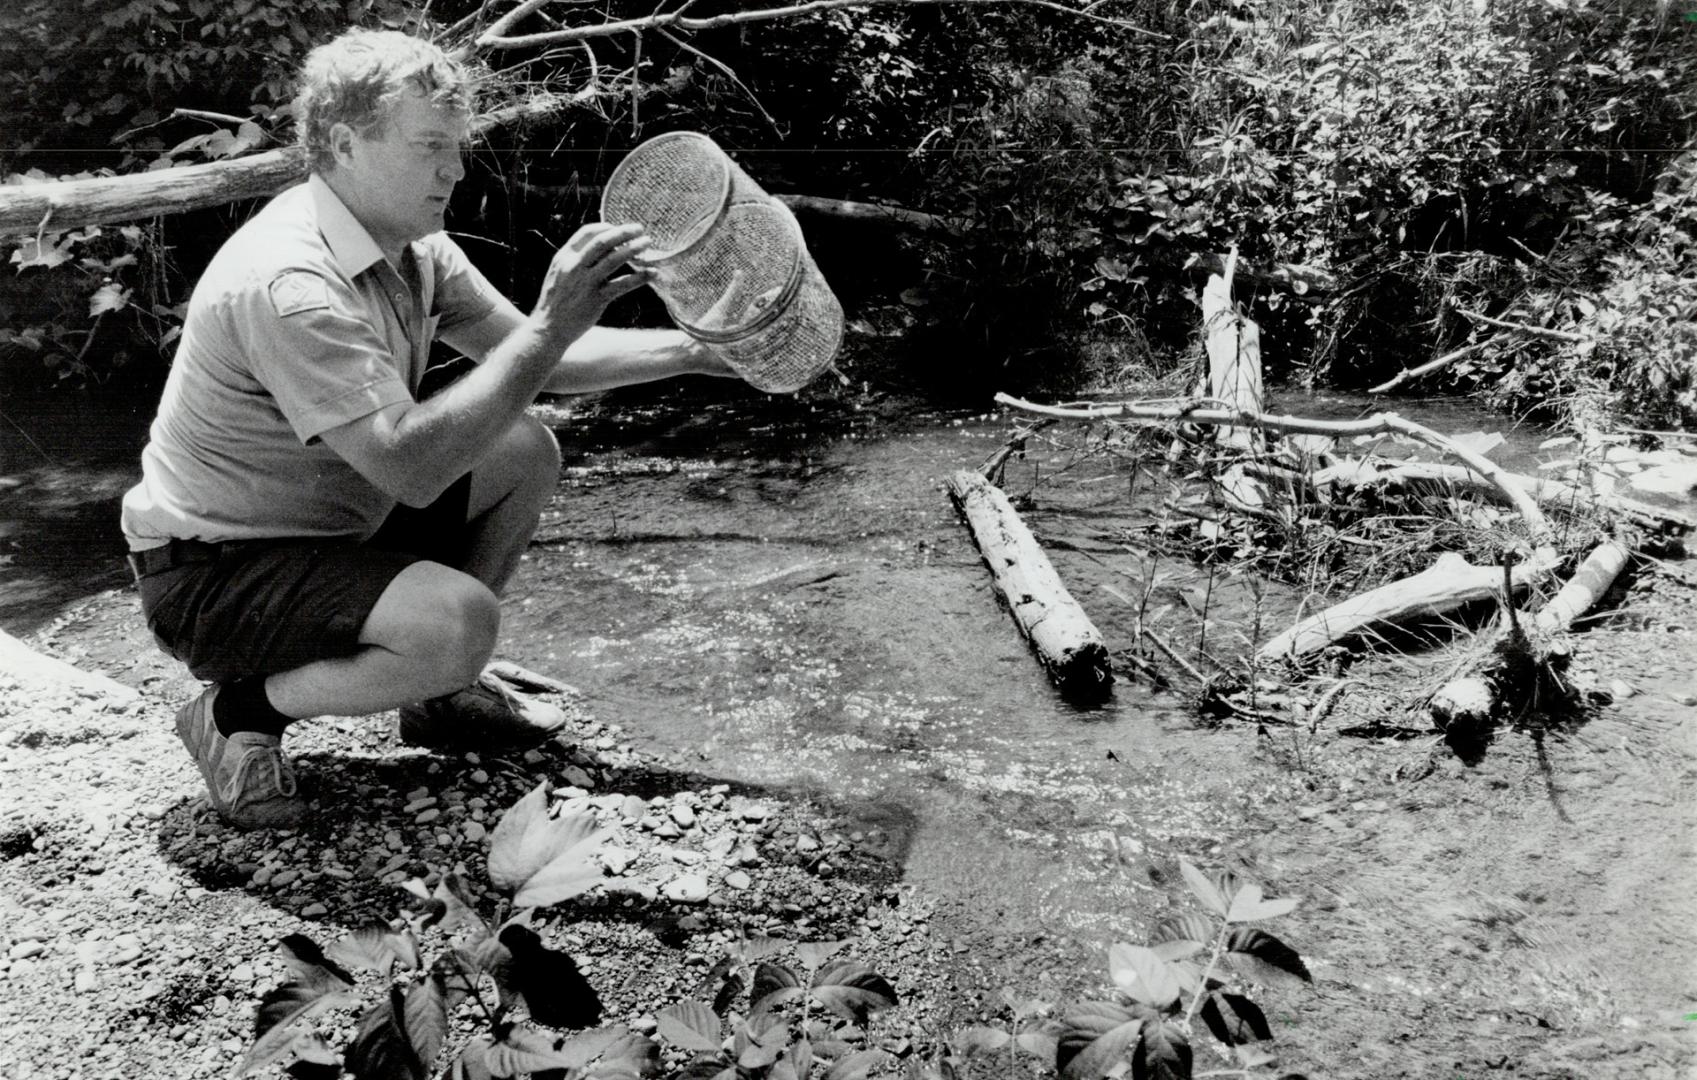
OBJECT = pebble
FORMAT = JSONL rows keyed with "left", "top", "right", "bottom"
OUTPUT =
{"left": 74, "top": 968, "right": 98, "bottom": 994}
{"left": 620, "top": 796, "right": 646, "bottom": 822}
{"left": 560, "top": 765, "right": 595, "bottom": 789}
{"left": 109, "top": 936, "right": 143, "bottom": 964}
{"left": 740, "top": 803, "right": 770, "bottom": 823}
{"left": 796, "top": 833, "right": 820, "bottom": 854}
{"left": 404, "top": 797, "right": 438, "bottom": 813}
{"left": 270, "top": 869, "right": 300, "bottom": 888}
{"left": 416, "top": 808, "right": 441, "bottom": 825}
{"left": 669, "top": 804, "right": 697, "bottom": 830}
{"left": 601, "top": 848, "right": 634, "bottom": 875}
{"left": 463, "top": 821, "right": 487, "bottom": 843}
{"left": 654, "top": 821, "right": 682, "bottom": 841}
{"left": 724, "top": 870, "right": 752, "bottom": 891}
{"left": 469, "top": 769, "right": 489, "bottom": 784}
{"left": 300, "top": 902, "right": 328, "bottom": 918}
{"left": 662, "top": 874, "right": 710, "bottom": 904}
{"left": 1609, "top": 679, "right": 1638, "bottom": 700}
{"left": 9, "top": 941, "right": 45, "bottom": 961}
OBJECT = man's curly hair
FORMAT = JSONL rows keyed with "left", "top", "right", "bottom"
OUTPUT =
{"left": 293, "top": 29, "right": 474, "bottom": 173}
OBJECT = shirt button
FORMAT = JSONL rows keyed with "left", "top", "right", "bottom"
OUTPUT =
{"left": 393, "top": 293, "right": 404, "bottom": 303}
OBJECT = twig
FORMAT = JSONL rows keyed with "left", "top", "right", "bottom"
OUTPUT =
{"left": 1368, "top": 341, "right": 1484, "bottom": 394}
{"left": 1457, "top": 308, "right": 1587, "bottom": 344}
{"left": 655, "top": 27, "right": 780, "bottom": 133}
{"left": 1139, "top": 625, "right": 1208, "bottom": 686}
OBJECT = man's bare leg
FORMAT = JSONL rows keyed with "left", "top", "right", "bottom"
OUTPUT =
{"left": 262, "top": 414, "right": 560, "bottom": 720}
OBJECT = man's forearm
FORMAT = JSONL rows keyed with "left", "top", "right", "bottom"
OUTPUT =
{"left": 543, "top": 327, "right": 721, "bottom": 394}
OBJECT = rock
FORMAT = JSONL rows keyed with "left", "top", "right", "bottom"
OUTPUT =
{"left": 601, "top": 848, "right": 634, "bottom": 876}
{"left": 739, "top": 803, "right": 770, "bottom": 823}
{"left": 734, "top": 843, "right": 761, "bottom": 867}
{"left": 654, "top": 821, "right": 682, "bottom": 841}
{"left": 631, "top": 1014, "right": 659, "bottom": 1036}
{"left": 560, "top": 765, "right": 595, "bottom": 789}
{"left": 270, "top": 869, "right": 299, "bottom": 888}
{"left": 109, "top": 936, "right": 143, "bottom": 965}
{"left": 669, "top": 803, "right": 697, "bottom": 830}
{"left": 1429, "top": 677, "right": 1494, "bottom": 730}
{"left": 74, "top": 968, "right": 98, "bottom": 994}
{"left": 662, "top": 874, "right": 710, "bottom": 904}
{"left": 415, "top": 808, "right": 441, "bottom": 825}
{"left": 463, "top": 821, "right": 486, "bottom": 843}
{"left": 796, "top": 833, "right": 820, "bottom": 854}
{"left": 1609, "top": 679, "right": 1638, "bottom": 700}
{"left": 403, "top": 797, "right": 437, "bottom": 813}
{"left": 9, "top": 940, "right": 45, "bottom": 961}
{"left": 300, "top": 903, "right": 328, "bottom": 918}
{"left": 620, "top": 796, "right": 646, "bottom": 823}
{"left": 1674, "top": 693, "right": 1697, "bottom": 707}
{"left": 724, "top": 870, "right": 752, "bottom": 891}
{"left": 1629, "top": 462, "right": 1697, "bottom": 498}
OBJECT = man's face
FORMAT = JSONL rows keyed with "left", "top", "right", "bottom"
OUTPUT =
{"left": 337, "top": 88, "right": 469, "bottom": 254}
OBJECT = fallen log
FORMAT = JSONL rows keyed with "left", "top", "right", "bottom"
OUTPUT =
{"left": 1255, "top": 550, "right": 1557, "bottom": 661}
{"left": 0, "top": 93, "right": 586, "bottom": 237}
{"left": 0, "top": 628, "right": 138, "bottom": 703}
{"left": 946, "top": 469, "right": 1113, "bottom": 700}
{"left": 1316, "top": 458, "right": 1695, "bottom": 533}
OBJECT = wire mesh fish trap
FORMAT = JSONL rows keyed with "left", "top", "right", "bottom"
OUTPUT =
{"left": 601, "top": 131, "right": 843, "bottom": 394}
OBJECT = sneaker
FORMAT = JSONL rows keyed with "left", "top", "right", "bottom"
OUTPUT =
{"left": 398, "top": 670, "right": 568, "bottom": 752}
{"left": 175, "top": 686, "right": 307, "bottom": 830}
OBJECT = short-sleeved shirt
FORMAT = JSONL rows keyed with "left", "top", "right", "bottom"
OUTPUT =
{"left": 121, "top": 176, "right": 505, "bottom": 550}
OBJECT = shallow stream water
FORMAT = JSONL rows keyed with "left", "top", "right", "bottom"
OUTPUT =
{"left": 0, "top": 375, "right": 1565, "bottom": 950}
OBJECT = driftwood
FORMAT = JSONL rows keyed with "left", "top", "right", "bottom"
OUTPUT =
{"left": 1256, "top": 551, "right": 1556, "bottom": 660}
{"left": 1316, "top": 458, "right": 1696, "bottom": 533}
{"left": 0, "top": 628, "right": 137, "bottom": 703}
{"left": 946, "top": 469, "right": 1113, "bottom": 700}
{"left": 1368, "top": 342, "right": 1484, "bottom": 394}
{"left": 996, "top": 394, "right": 1555, "bottom": 545}
{"left": 1428, "top": 539, "right": 1631, "bottom": 729}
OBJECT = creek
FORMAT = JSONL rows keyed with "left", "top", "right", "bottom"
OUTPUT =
{"left": 0, "top": 374, "right": 1558, "bottom": 950}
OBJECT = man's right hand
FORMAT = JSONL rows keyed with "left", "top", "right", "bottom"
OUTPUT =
{"left": 531, "top": 222, "right": 655, "bottom": 346}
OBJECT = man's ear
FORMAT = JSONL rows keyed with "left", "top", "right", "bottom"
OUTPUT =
{"left": 327, "top": 122, "right": 358, "bottom": 169}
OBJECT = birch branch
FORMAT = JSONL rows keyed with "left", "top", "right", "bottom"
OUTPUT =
{"left": 994, "top": 393, "right": 1554, "bottom": 545}
{"left": 474, "top": 0, "right": 1167, "bottom": 50}
{"left": 1368, "top": 341, "right": 1484, "bottom": 394}
{"left": 1456, "top": 308, "right": 1587, "bottom": 344}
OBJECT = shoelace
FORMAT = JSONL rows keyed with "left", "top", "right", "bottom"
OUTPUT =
{"left": 478, "top": 670, "right": 532, "bottom": 715}
{"left": 222, "top": 742, "right": 298, "bottom": 804}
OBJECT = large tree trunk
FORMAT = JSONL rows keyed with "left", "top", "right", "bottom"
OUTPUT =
{"left": 947, "top": 469, "right": 1113, "bottom": 700}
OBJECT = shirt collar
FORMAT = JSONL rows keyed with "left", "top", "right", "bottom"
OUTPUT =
{"left": 308, "top": 174, "right": 390, "bottom": 278}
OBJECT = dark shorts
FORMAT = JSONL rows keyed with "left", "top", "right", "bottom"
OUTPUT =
{"left": 135, "top": 475, "right": 472, "bottom": 684}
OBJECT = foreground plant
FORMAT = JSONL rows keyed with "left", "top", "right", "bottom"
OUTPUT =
{"left": 1049, "top": 861, "right": 1311, "bottom": 1080}
{"left": 656, "top": 935, "right": 899, "bottom": 1080}
{"left": 236, "top": 781, "right": 647, "bottom": 1080}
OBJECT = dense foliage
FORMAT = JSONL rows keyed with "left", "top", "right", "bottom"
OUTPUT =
{"left": 1, "top": 0, "right": 1691, "bottom": 426}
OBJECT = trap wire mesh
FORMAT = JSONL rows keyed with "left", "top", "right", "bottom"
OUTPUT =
{"left": 601, "top": 132, "right": 843, "bottom": 394}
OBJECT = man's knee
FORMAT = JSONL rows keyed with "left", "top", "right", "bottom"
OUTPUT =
{"left": 501, "top": 414, "right": 561, "bottom": 483}
{"left": 365, "top": 563, "right": 500, "bottom": 687}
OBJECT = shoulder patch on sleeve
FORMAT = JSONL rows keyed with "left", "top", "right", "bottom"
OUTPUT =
{"left": 267, "top": 270, "right": 331, "bottom": 318}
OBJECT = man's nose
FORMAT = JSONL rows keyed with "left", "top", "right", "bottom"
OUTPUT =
{"left": 439, "top": 152, "right": 466, "bottom": 182}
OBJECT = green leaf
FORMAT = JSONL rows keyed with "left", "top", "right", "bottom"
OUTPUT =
{"left": 88, "top": 283, "right": 130, "bottom": 317}
{"left": 810, "top": 961, "right": 899, "bottom": 1023}
{"left": 489, "top": 784, "right": 610, "bottom": 907}
{"left": 1150, "top": 913, "right": 1216, "bottom": 947}
{"left": 1179, "top": 860, "right": 1230, "bottom": 917}
{"left": 1017, "top": 1031, "right": 1058, "bottom": 1061}
{"left": 1150, "top": 940, "right": 1202, "bottom": 963}
{"left": 1226, "top": 882, "right": 1300, "bottom": 923}
{"left": 346, "top": 988, "right": 425, "bottom": 1080}
{"left": 1200, "top": 992, "right": 1272, "bottom": 1047}
{"left": 658, "top": 1001, "right": 724, "bottom": 1052}
{"left": 1224, "top": 928, "right": 1311, "bottom": 984}
{"left": 1131, "top": 1020, "right": 1190, "bottom": 1080}
{"left": 1107, "top": 944, "right": 1180, "bottom": 1008}
{"left": 820, "top": 1049, "right": 887, "bottom": 1080}
{"left": 730, "top": 935, "right": 790, "bottom": 964}
{"left": 403, "top": 974, "right": 450, "bottom": 1070}
{"left": 325, "top": 922, "right": 420, "bottom": 974}
{"left": 276, "top": 934, "right": 356, "bottom": 988}
{"left": 796, "top": 940, "right": 847, "bottom": 971}
{"left": 449, "top": 1035, "right": 498, "bottom": 1080}
{"left": 752, "top": 961, "right": 804, "bottom": 1013}
{"left": 1058, "top": 1011, "right": 1144, "bottom": 1080}
{"left": 235, "top": 984, "right": 357, "bottom": 1078}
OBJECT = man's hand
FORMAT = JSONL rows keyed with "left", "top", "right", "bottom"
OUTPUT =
{"left": 531, "top": 223, "right": 654, "bottom": 346}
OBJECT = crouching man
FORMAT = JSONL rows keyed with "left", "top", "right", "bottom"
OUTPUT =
{"left": 120, "top": 28, "right": 731, "bottom": 829}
